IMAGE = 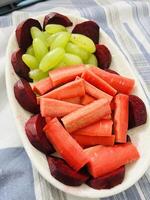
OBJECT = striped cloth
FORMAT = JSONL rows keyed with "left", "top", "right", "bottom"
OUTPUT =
{"left": 0, "top": 0, "right": 150, "bottom": 199}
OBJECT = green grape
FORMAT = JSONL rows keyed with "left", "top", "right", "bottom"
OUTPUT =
{"left": 66, "top": 42, "right": 89, "bottom": 62}
{"left": 45, "top": 24, "right": 66, "bottom": 34}
{"left": 43, "top": 31, "right": 50, "bottom": 39}
{"left": 26, "top": 45, "right": 34, "bottom": 56}
{"left": 86, "top": 54, "right": 98, "bottom": 66}
{"left": 47, "top": 32, "right": 65, "bottom": 47}
{"left": 33, "top": 38, "right": 48, "bottom": 61}
{"left": 39, "top": 47, "right": 65, "bottom": 72}
{"left": 31, "top": 27, "right": 41, "bottom": 39}
{"left": 51, "top": 32, "right": 71, "bottom": 50}
{"left": 56, "top": 61, "right": 66, "bottom": 68}
{"left": 70, "top": 34, "right": 96, "bottom": 53}
{"left": 63, "top": 53, "right": 83, "bottom": 65}
{"left": 29, "top": 69, "right": 48, "bottom": 81}
{"left": 22, "top": 54, "right": 39, "bottom": 70}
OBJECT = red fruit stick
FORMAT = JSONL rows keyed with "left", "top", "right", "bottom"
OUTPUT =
{"left": 63, "top": 97, "right": 81, "bottom": 104}
{"left": 49, "top": 64, "right": 85, "bottom": 87}
{"left": 61, "top": 98, "right": 111, "bottom": 133}
{"left": 44, "top": 118, "right": 89, "bottom": 171}
{"left": 45, "top": 116, "right": 53, "bottom": 123}
{"left": 40, "top": 98, "right": 82, "bottom": 117}
{"left": 84, "top": 143, "right": 140, "bottom": 177}
{"left": 114, "top": 94, "right": 129, "bottom": 143}
{"left": 91, "top": 66, "right": 135, "bottom": 94}
{"left": 76, "top": 76, "right": 112, "bottom": 101}
{"left": 82, "top": 70, "right": 117, "bottom": 96}
{"left": 32, "top": 77, "right": 53, "bottom": 95}
{"left": 80, "top": 94, "right": 95, "bottom": 105}
{"left": 72, "top": 119, "right": 113, "bottom": 136}
{"left": 40, "top": 79, "right": 85, "bottom": 100}
{"left": 72, "top": 135, "right": 115, "bottom": 147}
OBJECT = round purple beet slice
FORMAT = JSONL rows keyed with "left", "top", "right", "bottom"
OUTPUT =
{"left": 43, "top": 12, "right": 73, "bottom": 30}
{"left": 47, "top": 156, "right": 89, "bottom": 186}
{"left": 11, "top": 49, "right": 31, "bottom": 82}
{"left": 86, "top": 166, "right": 125, "bottom": 189}
{"left": 16, "top": 18, "right": 42, "bottom": 51}
{"left": 72, "top": 20, "right": 99, "bottom": 44}
{"left": 14, "top": 78, "right": 39, "bottom": 114}
{"left": 25, "top": 114, "right": 55, "bottom": 155}
{"left": 95, "top": 44, "right": 111, "bottom": 69}
{"left": 105, "top": 69, "right": 119, "bottom": 75}
{"left": 128, "top": 95, "right": 147, "bottom": 129}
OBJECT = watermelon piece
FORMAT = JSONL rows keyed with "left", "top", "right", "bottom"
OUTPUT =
{"left": 49, "top": 65, "right": 85, "bottom": 87}
{"left": 61, "top": 98, "right": 111, "bottom": 133}
{"left": 40, "top": 79, "right": 85, "bottom": 100}
{"left": 72, "top": 135, "right": 115, "bottom": 147}
{"left": 84, "top": 143, "right": 139, "bottom": 178}
{"left": 40, "top": 98, "right": 82, "bottom": 117}
{"left": 91, "top": 66, "right": 135, "bottom": 94}
{"left": 44, "top": 118, "right": 89, "bottom": 171}
{"left": 72, "top": 120, "right": 113, "bottom": 136}
{"left": 95, "top": 44, "right": 111, "bottom": 69}
{"left": 128, "top": 95, "right": 147, "bottom": 129}
{"left": 32, "top": 77, "right": 53, "bottom": 95}
{"left": 45, "top": 116, "right": 53, "bottom": 123}
{"left": 114, "top": 94, "right": 129, "bottom": 143}
{"left": 80, "top": 94, "right": 95, "bottom": 105}
{"left": 25, "top": 114, "right": 55, "bottom": 154}
{"left": 82, "top": 70, "right": 117, "bottom": 96}
{"left": 72, "top": 21, "right": 99, "bottom": 44}
{"left": 64, "top": 97, "right": 81, "bottom": 104}
{"left": 103, "top": 114, "right": 112, "bottom": 120}
{"left": 47, "top": 156, "right": 89, "bottom": 186}
{"left": 76, "top": 77, "right": 112, "bottom": 102}
{"left": 87, "top": 166, "right": 125, "bottom": 189}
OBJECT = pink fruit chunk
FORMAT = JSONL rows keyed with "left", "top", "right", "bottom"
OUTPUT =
{"left": 95, "top": 44, "right": 111, "bottom": 69}
{"left": 25, "top": 114, "right": 55, "bottom": 154}
{"left": 86, "top": 166, "right": 125, "bottom": 189}
{"left": 47, "top": 156, "right": 89, "bottom": 186}
{"left": 43, "top": 12, "right": 73, "bottom": 29}
{"left": 11, "top": 49, "right": 31, "bottom": 82}
{"left": 72, "top": 21, "right": 99, "bottom": 44}
{"left": 128, "top": 95, "right": 147, "bottom": 129}
{"left": 16, "top": 18, "right": 42, "bottom": 51}
{"left": 14, "top": 78, "right": 39, "bottom": 113}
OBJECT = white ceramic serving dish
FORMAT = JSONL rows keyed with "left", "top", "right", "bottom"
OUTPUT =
{"left": 5, "top": 13, "right": 150, "bottom": 198}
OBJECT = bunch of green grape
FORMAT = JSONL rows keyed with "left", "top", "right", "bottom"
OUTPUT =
{"left": 22, "top": 24, "right": 98, "bottom": 81}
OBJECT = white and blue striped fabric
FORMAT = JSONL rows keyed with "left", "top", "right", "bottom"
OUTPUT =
{"left": 0, "top": 0, "right": 150, "bottom": 199}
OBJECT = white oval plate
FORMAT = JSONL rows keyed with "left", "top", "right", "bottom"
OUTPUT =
{"left": 5, "top": 13, "right": 150, "bottom": 198}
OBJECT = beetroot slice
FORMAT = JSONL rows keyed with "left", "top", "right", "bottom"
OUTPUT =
{"left": 14, "top": 78, "right": 39, "bottom": 114}
{"left": 95, "top": 44, "right": 111, "bottom": 69}
{"left": 11, "top": 49, "right": 31, "bottom": 82}
{"left": 128, "top": 95, "right": 147, "bottom": 129}
{"left": 86, "top": 166, "right": 125, "bottom": 189}
{"left": 43, "top": 12, "right": 73, "bottom": 30}
{"left": 105, "top": 69, "right": 119, "bottom": 75}
{"left": 25, "top": 114, "right": 54, "bottom": 155}
{"left": 72, "top": 21, "right": 99, "bottom": 44}
{"left": 16, "top": 18, "right": 42, "bottom": 51}
{"left": 47, "top": 156, "right": 89, "bottom": 186}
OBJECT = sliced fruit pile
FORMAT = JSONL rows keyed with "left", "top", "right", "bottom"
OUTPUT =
{"left": 11, "top": 12, "right": 147, "bottom": 190}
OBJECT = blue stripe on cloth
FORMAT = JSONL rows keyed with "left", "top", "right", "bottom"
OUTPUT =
{"left": 0, "top": 147, "right": 36, "bottom": 200}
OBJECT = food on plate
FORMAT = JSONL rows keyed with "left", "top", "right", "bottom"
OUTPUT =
{"left": 86, "top": 166, "right": 125, "bottom": 189}
{"left": 47, "top": 156, "right": 89, "bottom": 186}
{"left": 16, "top": 18, "right": 42, "bottom": 51}
{"left": 95, "top": 44, "right": 111, "bottom": 69}
{"left": 11, "top": 49, "right": 31, "bottom": 81}
{"left": 72, "top": 21, "right": 99, "bottom": 44}
{"left": 14, "top": 78, "right": 39, "bottom": 113}
{"left": 43, "top": 12, "right": 73, "bottom": 30}
{"left": 11, "top": 13, "right": 147, "bottom": 190}
{"left": 25, "top": 114, "right": 55, "bottom": 154}
{"left": 128, "top": 95, "right": 147, "bottom": 129}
